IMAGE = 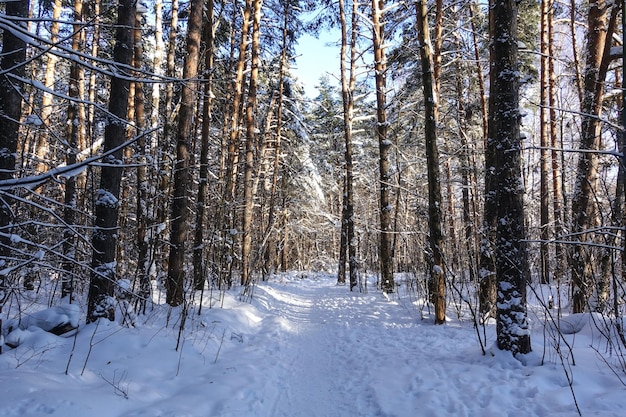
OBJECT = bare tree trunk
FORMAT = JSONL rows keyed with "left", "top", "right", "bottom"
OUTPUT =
{"left": 338, "top": 0, "right": 358, "bottom": 290}
{"left": 468, "top": 1, "right": 488, "bottom": 140}
{"left": 570, "top": 1, "right": 616, "bottom": 313}
{"left": 477, "top": 1, "right": 497, "bottom": 318}
{"left": 87, "top": 0, "right": 100, "bottom": 140}
{"left": 263, "top": 2, "right": 291, "bottom": 278}
{"left": 86, "top": 0, "right": 135, "bottom": 322}
{"left": 166, "top": 0, "right": 204, "bottom": 306}
{"left": 0, "top": 0, "right": 30, "bottom": 353}
{"left": 549, "top": 2, "right": 565, "bottom": 285}
{"left": 35, "top": 0, "right": 62, "bottom": 174}
{"left": 371, "top": 0, "right": 394, "bottom": 293}
{"left": 569, "top": 0, "right": 584, "bottom": 105}
{"left": 194, "top": 1, "right": 216, "bottom": 291}
{"left": 539, "top": 0, "right": 551, "bottom": 285}
{"left": 61, "top": 0, "right": 85, "bottom": 301}
{"left": 220, "top": 0, "right": 252, "bottom": 288}
{"left": 416, "top": 0, "right": 446, "bottom": 324}
{"left": 155, "top": 0, "right": 179, "bottom": 280}
{"left": 241, "top": 0, "right": 263, "bottom": 288}
{"left": 490, "top": 0, "right": 531, "bottom": 355}
{"left": 133, "top": 9, "right": 150, "bottom": 312}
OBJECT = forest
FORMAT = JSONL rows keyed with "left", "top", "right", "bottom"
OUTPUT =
{"left": 0, "top": 0, "right": 625, "bottom": 368}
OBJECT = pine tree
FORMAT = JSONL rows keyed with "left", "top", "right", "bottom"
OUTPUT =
{"left": 490, "top": 0, "right": 531, "bottom": 355}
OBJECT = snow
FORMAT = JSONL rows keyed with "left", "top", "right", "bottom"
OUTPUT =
{"left": 1, "top": 273, "right": 625, "bottom": 416}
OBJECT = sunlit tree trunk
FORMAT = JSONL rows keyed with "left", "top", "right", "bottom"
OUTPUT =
{"left": 548, "top": 3, "right": 565, "bottom": 285}
{"left": 155, "top": 0, "right": 179, "bottom": 279}
{"left": 35, "top": 0, "right": 62, "bottom": 174}
{"left": 371, "top": 0, "right": 394, "bottom": 293}
{"left": 241, "top": 0, "right": 263, "bottom": 287}
{"left": 220, "top": 0, "right": 252, "bottom": 287}
{"left": 87, "top": 0, "right": 100, "bottom": 140}
{"left": 416, "top": 0, "right": 445, "bottom": 324}
{"left": 476, "top": 1, "right": 496, "bottom": 318}
{"left": 86, "top": 0, "right": 135, "bottom": 322}
{"left": 264, "top": 2, "right": 291, "bottom": 278}
{"left": 490, "top": 0, "right": 531, "bottom": 355}
{"left": 569, "top": 0, "right": 584, "bottom": 105}
{"left": 166, "top": 0, "right": 204, "bottom": 306}
{"left": 570, "top": 0, "right": 616, "bottom": 313}
{"left": 539, "top": 0, "right": 551, "bottom": 285}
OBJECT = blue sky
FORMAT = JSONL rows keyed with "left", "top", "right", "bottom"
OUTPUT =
{"left": 293, "top": 30, "right": 341, "bottom": 98}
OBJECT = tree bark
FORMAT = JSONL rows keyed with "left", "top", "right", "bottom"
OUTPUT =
{"left": 371, "top": 0, "right": 394, "bottom": 293}
{"left": 539, "top": 0, "right": 551, "bottom": 285}
{"left": 241, "top": 0, "right": 263, "bottom": 288}
{"left": 0, "top": 0, "right": 30, "bottom": 353}
{"left": 62, "top": 0, "right": 85, "bottom": 301}
{"left": 86, "top": 0, "right": 135, "bottom": 322}
{"left": 35, "top": 0, "right": 62, "bottom": 174}
{"left": 134, "top": 9, "right": 150, "bottom": 312}
{"left": 548, "top": 2, "right": 565, "bottom": 285}
{"left": 477, "top": 1, "right": 497, "bottom": 318}
{"left": 338, "top": 0, "right": 358, "bottom": 290}
{"left": 416, "top": 0, "right": 445, "bottom": 324}
{"left": 166, "top": 0, "right": 204, "bottom": 306}
{"left": 490, "top": 0, "right": 531, "bottom": 355}
{"left": 570, "top": 0, "right": 615, "bottom": 313}
{"left": 194, "top": 0, "right": 216, "bottom": 291}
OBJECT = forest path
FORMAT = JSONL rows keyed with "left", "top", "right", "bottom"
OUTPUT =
{"left": 232, "top": 275, "right": 550, "bottom": 417}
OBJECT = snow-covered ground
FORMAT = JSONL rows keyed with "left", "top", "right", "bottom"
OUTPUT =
{"left": 1, "top": 272, "right": 625, "bottom": 416}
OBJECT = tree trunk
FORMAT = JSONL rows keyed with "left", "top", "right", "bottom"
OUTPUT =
{"left": 539, "top": 0, "right": 551, "bottom": 285}
{"left": 35, "top": 0, "right": 62, "bottom": 174}
{"left": 477, "top": 1, "right": 497, "bottom": 319}
{"left": 570, "top": 0, "right": 615, "bottom": 313}
{"left": 220, "top": 0, "right": 252, "bottom": 288}
{"left": 490, "top": 0, "right": 531, "bottom": 355}
{"left": 548, "top": 2, "right": 565, "bottom": 285}
{"left": 194, "top": 0, "right": 216, "bottom": 291}
{"left": 338, "top": 0, "right": 358, "bottom": 290}
{"left": 166, "top": 0, "right": 204, "bottom": 306}
{"left": 263, "top": 2, "right": 292, "bottom": 278}
{"left": 62, "top": 0, "right": 85, "bottom": 301}
{"left": 241, "top": 0, "right": 263, "bottom": 288}
{"left": 371, "top": 0, "right": 394, "bottom": 293}
{"left": 416, "top": 0, "right": 446, "bottom": 324}
{"left": 134, "top": 9, "right": 150, "bottom": 312}
{"left": 569, "top": 0, "right": 584, "bottom": 105}
{"left": 0, "top": 0, "right": 30, "bottom": 353}
{"left": 86, "top": 0, "right": 135, "bottom": 322}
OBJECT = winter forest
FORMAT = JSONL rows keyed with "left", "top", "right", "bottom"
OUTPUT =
{"left": 1, "top": 0, "right": 626, "bottom": 415}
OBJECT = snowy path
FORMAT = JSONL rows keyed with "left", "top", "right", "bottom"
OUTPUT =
{"left": 214, "top": 276, "right": 626, "bottom": 417}
{"left": 207, "top": 277, "right": 592, "bottom": 417}
{"left": 1, "top": 273, "right": 625, "bottom": 416}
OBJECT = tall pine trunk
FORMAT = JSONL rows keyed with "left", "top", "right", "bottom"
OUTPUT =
{"left": 338, "top": 0, "right": 358, "bottom": 290}
{"left": 490, "top": 0, "right": 531, "bottom": 355}
{"left": 416, "top": 0, "right": 445, "bottom": 324}
{"left": 62, "top": 0, "right": 85, "bottom": 301}
{"left": 570, "top": 0, "right": 615, "bottom": 313}
{"left": 166, "top": 0, "right": 204, "bottom": 306}
{"left": 194, "top": 0, "right": 216, "bottom": 291}
{"left": 241, "top": 0, "right": 263, "bottom": 288}
{"left": 371, "top": 0, "right": 394, "bottom": 293}
{"left": 0, "top": 0, "right": 30, "bottom": 353}
{"left": 86, "top": 0, "right": 135, "bottom": 322}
